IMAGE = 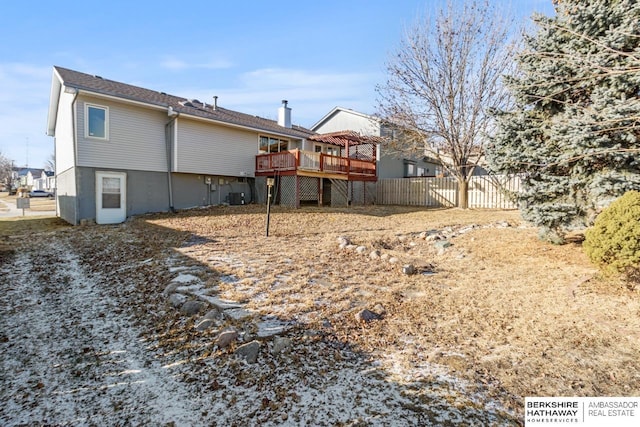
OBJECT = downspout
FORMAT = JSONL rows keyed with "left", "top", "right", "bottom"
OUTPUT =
{"left": 165, "top": 108, "right": 179, "bottom": 212}
{"left": 69, "top": 89, "right": 79, "bottom": 224}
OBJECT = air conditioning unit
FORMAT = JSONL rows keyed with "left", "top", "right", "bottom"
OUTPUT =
{"left": 229, "top": 192, "right": 245, "bottom": 205}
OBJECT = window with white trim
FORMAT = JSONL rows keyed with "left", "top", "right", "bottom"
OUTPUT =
{"left": 85, "top": 104, "right": 109, "bottom": 140}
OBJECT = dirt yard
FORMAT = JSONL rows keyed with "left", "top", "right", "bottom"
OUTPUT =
{"left": 1, "top": 205, "right": 638, "bottom": 425}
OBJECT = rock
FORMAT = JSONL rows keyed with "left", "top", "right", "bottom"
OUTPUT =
{"left": 338, "top": 236, "right": 351, "bottom": 249}
{"left": 373, "top": 303, "right": 386, "bottom": 316}
{"left": 369, "top": 250, "right": 381, "bottom": 260}
{"left": 215, "top": 329, "right": 238, "bottom": 348}
{"left": 235, "top": 340, "right": 261, "bottom": 363}
{"left": 224, "top": 307, "right": 253, "bottom": 320}
{"left": 355, "top": 246, "right": 367, "bottom": 254}
{"left": 434, "top": 240, "right": 452, "bottom": 250}
{"left": 180, "top": 300, "right": 207, "bottom": 316}
{"left": 195, "top": 318, "right": 216, "bottom": 332}
{"left": 337, "top": 236, "right": 351, "bottom": 246}
{"left": 388, "top": 257, "right": 399, "bottom": 264}
{"left": 355, "top": 309, "right": 382, "bottom": 323}
{"left": 402, "top": 264, "right": 416, "bottom": 275}
{"left": 380, "top": 253, "right": 390, "bottom": 261}
{"left": 203, "top": 308, "right": 224, "bottom": 321}
{"left": 168, "top": 293, "right": 187, "bottom": 308}
{"left": 458, "top": 224, "right": 477, "bottom": 234}
{"left": 272, "top": 336, "right": 292, "bottom": 355}
{"left": 163, "top": 282, "right": 180, "bottom": 296}
{"left": 418, "top": 231, "right": 428, "bottom": 239}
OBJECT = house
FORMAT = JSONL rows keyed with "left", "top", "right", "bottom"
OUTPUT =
{"left": 33, "top": 171, "right": 56, "bottom": 192}
{"left": 47, "top": 66, "right": 379, "bottom": 225}
{"left": 16, "top": 168, "right": 45, "bottom": 188}
{"left": 311, "top": 107, "right": 442, "bottom": 179}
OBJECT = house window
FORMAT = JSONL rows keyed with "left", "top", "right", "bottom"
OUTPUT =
{"left": 404, "top": 161, "right": 416, "bottom": 177}
{"left": 314, "top": 145, "right": 323, "bottom": 153}
{"left": 259, "top": 136, "right": 288, "bottom": 153}
{"left": 101, "top": 177, "right": 121, "bottom": 209}
{"left": 85, "top": 104, "right": 109, "bottom": 140}
{"left": 417, "top": 167, "right": 425, "bottom": 177}
{"left": 326, "top": 146, "right": 339, "bottom": 156}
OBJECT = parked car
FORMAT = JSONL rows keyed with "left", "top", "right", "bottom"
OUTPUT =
{"left": 28, "top": 190, "right": 55, "bottom": 198}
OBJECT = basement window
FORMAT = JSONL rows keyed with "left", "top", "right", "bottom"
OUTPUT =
{"left": 85, "top": 104, "right": 109, "bottom": 140}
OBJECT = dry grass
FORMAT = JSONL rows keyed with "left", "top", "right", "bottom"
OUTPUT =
{"left": 144, "top": 204, "right": 640, "bottom": 414}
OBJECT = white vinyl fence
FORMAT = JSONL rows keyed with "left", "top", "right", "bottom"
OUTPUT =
{"left": 376, "top": 175, "right": 522, "bottom": 209}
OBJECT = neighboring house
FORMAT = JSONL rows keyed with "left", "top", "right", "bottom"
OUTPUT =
{"left": 33, "top": 171, "right": 56, "bottom": 192}
{"left": 312, "top": 107, "right": 442, "bottom": 179}
{"left": 16, "top": 168, "right": 45, "bottom": 188}
{"left": 47, "top": 66, "right": 378, "bottom": 225}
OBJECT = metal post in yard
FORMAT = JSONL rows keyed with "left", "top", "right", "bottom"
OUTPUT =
{"left": 266, "top": 177, "right": 274, "bottom": 237}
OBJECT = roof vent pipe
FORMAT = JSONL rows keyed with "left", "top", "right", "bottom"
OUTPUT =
{"left": 278, "top": 99, "right": 291, "bottom": 128}
{"left": 213, "top": 96, "right": 218, "bottom": 110}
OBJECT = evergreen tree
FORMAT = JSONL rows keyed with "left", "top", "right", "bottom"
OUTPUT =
{"left": 488, "top": 0, "right": 640, "bottom": 242}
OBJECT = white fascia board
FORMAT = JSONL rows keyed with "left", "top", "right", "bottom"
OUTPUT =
{"left": 46, "top": 68, "right": 63, "bottom": 136}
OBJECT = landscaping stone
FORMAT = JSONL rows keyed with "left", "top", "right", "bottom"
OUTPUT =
{"left": 180, "top": 300, "right": 207, "bottom": 316}
{"left": 402, "top": 264, "right": 416, "bottom": 275}
{"left": 272, "top": 336, "right": 292, "bottom": 355}
{"left": 369, "top": 250, "right": 381, "bottom": 260}
{"left": 215, "top": 329, "right": 238, "bottom": 348}
{"left": 235, "top": 340, "right": 261, "bottom": 363}
{"left": 163, "top": 282, "right": 180, "bottom": 296}
{"left": 168, "top": 293, "right": 187, "bottom": 308}
{"left": 337, "top": 236, "right": 351, "bottom": 249}
{"left": 434, "top": 240, "right": 452, "bottom": 250}
{"left": 195, "top": 318, "right": 216, "bottom": 332}
{"left": 203, "top": 308, "right": 224, "bottom": 321}
{"left": 388, "top": 257, "right": 399, "bottom": 264}
{"left": 355, "top": 246, "right": 367, "bottom": 254}
{"left": 355, "top": 309, "right": 382, "bottom": 323}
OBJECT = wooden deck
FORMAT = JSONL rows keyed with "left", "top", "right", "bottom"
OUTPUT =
{"left": 255, "top": 149, "right": 377, "bottom": 181}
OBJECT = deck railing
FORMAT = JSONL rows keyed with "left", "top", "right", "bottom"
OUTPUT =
{"left": 256, "top": 149, "right": 376, "bottom": 177}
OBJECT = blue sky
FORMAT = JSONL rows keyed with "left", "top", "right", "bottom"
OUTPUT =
{"left": 0, "top": 0, "right": 554, "bottom": 170}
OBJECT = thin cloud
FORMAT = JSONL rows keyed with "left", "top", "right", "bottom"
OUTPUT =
{"left": 160, "top": 56, "right": 233, "bottom": 71}
{"left": 172, "top": 67, "right": 381, "bottom": 126}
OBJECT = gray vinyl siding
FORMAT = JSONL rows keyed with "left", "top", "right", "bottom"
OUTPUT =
{"left": 76, "top": 95, "right": 167, "bottom": 172}
{"left": 56, "top": 167, "right": 78, "bottom": 224}
{"left": 55, "top": 91, "right": 77, "bottom": 173}
{"left": 176, "top": 119, "right": 258, "bottom": 177}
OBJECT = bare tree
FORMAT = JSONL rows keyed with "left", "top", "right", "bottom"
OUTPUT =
{"left": 376, "top": 0, "right": 517, "bottom": 208}
{"left": 0, "top": 151, "right": 14, "bottom": 190}
{"left": 44, "top": 153, "right": 55, "bottom": 172}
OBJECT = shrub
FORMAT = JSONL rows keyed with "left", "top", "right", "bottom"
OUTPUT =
{"left": 583, "top": 191, "right": 640, "bottom": 285}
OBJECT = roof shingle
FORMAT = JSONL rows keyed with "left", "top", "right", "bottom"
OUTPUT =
{"left": 54, "top": 66, "right": 315, "bottom": 139}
